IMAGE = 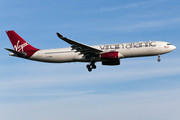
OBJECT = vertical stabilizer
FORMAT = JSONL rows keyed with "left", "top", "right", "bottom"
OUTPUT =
{"left": 6, "top": 30, "right": 39, "bottom": 57}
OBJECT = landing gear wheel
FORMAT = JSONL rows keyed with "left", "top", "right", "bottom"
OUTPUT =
{"left": 86, "top": 65, "right": 90, "bottom": 69}
{"left": 90, "top": 61, "right": 96, "bottom": 69}
{"left": 86, "top": 64, "right": 92, "bottom": 72}
{"left": 92, "top": 64, "right": 96, "bottom": 69}
{"left": 157, "top": 55, "right": 161, "bottom": 62}
{"left": 88, "top": 68, "right": 92, "bottom": 72}
{"left": 86, "top": 61, "right": 96, "bottom": 72}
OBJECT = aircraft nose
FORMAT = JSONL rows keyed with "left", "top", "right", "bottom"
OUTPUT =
{"left": 172, "top": 45, "right": 176, "bottom": 50}
{"left": 171, "top": 45, "right": 176, "bottom": 50}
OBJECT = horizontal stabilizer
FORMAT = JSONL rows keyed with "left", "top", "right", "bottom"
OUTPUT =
{"left": 5, "top": 48, "right": 27, "bottom": 57}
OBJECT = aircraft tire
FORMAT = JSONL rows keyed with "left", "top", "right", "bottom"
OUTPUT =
{"left": 92, "top": 65, "right": 96, "bottom": 69}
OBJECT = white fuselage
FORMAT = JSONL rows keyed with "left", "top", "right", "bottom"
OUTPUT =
{"left": 28, "top": 41, "right": 176, "bottom": 63}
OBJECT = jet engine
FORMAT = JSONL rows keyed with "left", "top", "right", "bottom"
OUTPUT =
{"left": 100, "top": 51, "right": 121, "bottom": 65}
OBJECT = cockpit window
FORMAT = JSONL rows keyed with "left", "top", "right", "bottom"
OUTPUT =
{"left": 167, "top": 43, "right": 171, "bottom": 45}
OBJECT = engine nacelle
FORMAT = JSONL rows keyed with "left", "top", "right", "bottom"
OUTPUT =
{"left": 100, "top": 51, "right": 121, "bottom": 65}
{"left": 102, "top": 59, "right": 120, "bottom": 65}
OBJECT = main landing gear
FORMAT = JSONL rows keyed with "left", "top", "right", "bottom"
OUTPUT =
{"left": 157, "top": 54, "right": 161, "bottom": 62}
{"left": 86, "top": 61, "right": 96, "bottom": 72}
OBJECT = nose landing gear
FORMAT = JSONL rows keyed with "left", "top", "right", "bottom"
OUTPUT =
{"left": 157, "top": 54, "right": 161, "bottom": 62}
{"left": 86, "top": 61, "right": 96, "bottom": 72}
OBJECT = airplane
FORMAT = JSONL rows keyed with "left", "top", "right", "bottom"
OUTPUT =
{"left": 5, "top": 30, "right": 176, "bottom": 72}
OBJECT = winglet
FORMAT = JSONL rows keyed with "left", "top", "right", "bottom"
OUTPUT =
{"left": 56, "top": 32, "right": 64, "bottom": 38}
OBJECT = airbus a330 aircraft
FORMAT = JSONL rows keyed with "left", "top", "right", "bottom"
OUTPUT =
{"left": 5, "top": 30, "right": 176, "bottom": 72}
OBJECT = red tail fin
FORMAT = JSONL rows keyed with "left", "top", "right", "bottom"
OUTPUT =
{"left": 6, "top": 30, "right": 39, "bottom": 52}
{"left": 6, "top": 30, "right": 39, "bottom": 57}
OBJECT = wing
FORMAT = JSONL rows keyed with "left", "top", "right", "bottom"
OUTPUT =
{"left": 56, "top": 33, "right": 103, "bottom": 58}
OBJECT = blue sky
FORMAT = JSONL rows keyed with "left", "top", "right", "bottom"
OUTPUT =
{"left": 0, "top": 0, "right": 180, "bottom": 120}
